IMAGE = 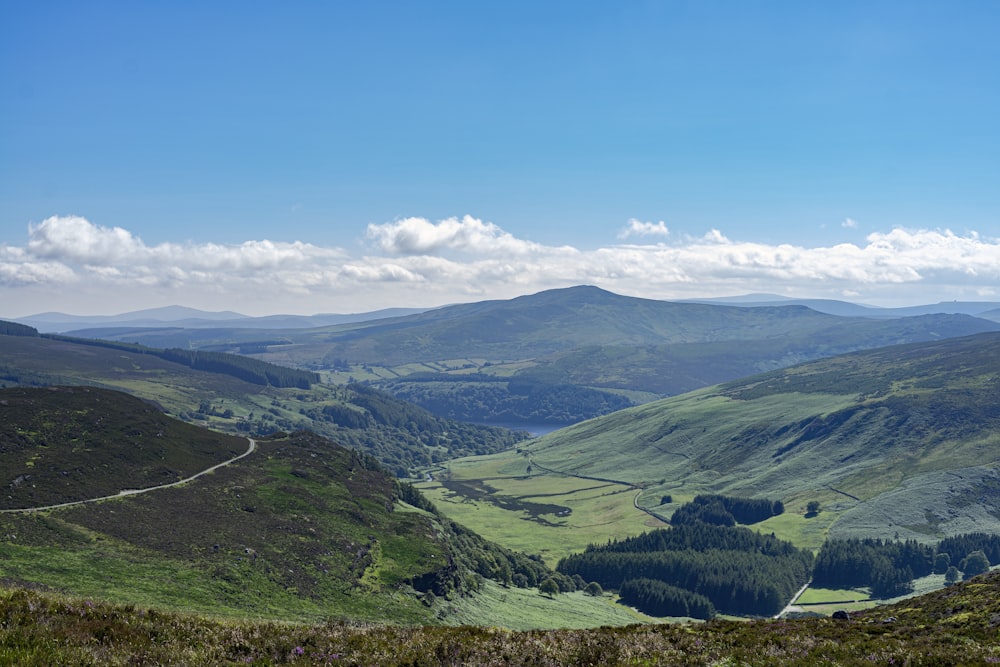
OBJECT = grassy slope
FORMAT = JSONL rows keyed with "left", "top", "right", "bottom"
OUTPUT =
{"left": 419, "top": 333, "right": 1000, "bottom": 557}
{"left": 0, "top": 335, "right": 525, "bottom": 475}
{"left": 0, "top": 390, "right": 637, "bottom": 629}
{"left": 0, "top": 428, "right": 440, "bottom": 623}
{"left": 4, "top": 569, "right": 1000, "bottom": 665}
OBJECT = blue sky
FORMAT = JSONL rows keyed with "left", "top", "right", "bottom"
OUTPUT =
{"left": 2, "top": 1, "right": 1000, "bottom": 316}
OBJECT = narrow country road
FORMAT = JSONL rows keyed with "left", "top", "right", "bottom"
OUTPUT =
{"left": 0, "top": 438, "right": 257, "bottom": 514}
{"left": 775, "top": 579, "right": 813, "bottom": 619}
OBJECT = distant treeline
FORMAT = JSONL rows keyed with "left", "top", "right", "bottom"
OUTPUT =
{"left": 557, "top": 518, "right": 813, "bottom": 618}
{"left": 0, "top": 321, "right": 39, "bottom": 337}
{"left": 42, "top": 335, "right": 319, "bottom": 389}
{"left": 813, "top": 532, "right": 1000, "bottom": 598}
{"left": 670, "top": 494, "right": 785, "bottom": 527}
{"left": 308, "top": 384, "right": 529, "bottom": 476}
{"left": 375, "top": 375, "right": 634, "bottom": 425}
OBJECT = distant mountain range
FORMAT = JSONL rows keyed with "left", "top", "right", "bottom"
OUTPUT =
{"left": 11, "top": 288, "right": 1000, "bottom": 332}
{"left": 682, "top": 294, "right": 1000, "bottom": 320}
{"left": 18, "top": 285, "right": 1000, "bottom": 427}
{"left": 12, "top": 305, "right": 430, "bottom": 332}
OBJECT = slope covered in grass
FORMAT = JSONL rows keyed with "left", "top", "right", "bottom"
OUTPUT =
{"left": 3, "top": 568, "right": 1000, "bottom": 665}
{"left": 0, "top": 334, "right": 526, "bottom": 476}
{"left": 524, "top": 332, "right": 1000, "bottom": 543}
{"left": 421, "top": 332, "right": 1000, "bottom": 554}
{"left": 0, "top": 389, "right": 636, "bottom": 628}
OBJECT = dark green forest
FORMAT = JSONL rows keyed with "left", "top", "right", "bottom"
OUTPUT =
{"left": 814, "top": 533, "right": 1000, "bottom": 598}
{"left": 669, "top": 494, "right": 785, "bottom": 527}
{"left": 557, "top": 522, "right": 813, "bottom": 618}
{"left": 0, "top": 320, "right": 39, "bottom": 337}
{"left": 375, "top": 374, "right": 634, "bottom": 425}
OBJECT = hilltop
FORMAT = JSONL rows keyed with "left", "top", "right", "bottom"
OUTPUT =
{"left": 0, "top": 386, "right": 248, "bottom": 509}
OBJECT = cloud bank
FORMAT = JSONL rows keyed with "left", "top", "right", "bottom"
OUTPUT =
{"left": 3, "top": 214, "right": 1000, "bottom": 315}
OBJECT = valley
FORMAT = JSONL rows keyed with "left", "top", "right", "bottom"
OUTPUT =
{"left": 4, "top": 288, "right": 1000, "bottom": 650}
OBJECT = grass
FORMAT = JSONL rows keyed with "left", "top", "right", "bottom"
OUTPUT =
{"left": 439, "top": 580, "right": 654, "bottom": 630}
{"left": 417, "top": 449, "right": 663, "bottom": 565}
{"left": 5, "top": 570, "right": 1000, "bottom": 665}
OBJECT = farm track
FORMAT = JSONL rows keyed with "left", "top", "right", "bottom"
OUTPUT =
{"left": 0, "top": 438, "right": 257, "bottom": 514}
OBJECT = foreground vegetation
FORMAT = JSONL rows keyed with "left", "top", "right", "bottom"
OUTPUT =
{"left": 4, "top": 570, "right": 1000, "bottom": 665}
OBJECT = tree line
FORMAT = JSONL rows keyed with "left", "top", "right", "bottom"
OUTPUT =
{"left": 306, "top": 384, "right": 529, "bottom": 476}
{"left": 376, "top": 375, "right": 634, "bottom": 425}
{"left": 42, "top": 335, "right": 319, "bottom": 388}
{"left": 813, "top": 532, "right": 1000, "bottom": 598}
{"left": 669, "top": 494, "right": 785, "bottom": 527}
{"left": 557, "top": 517, "right": 812, "bottom": 618}
{"left": 0, "top": 321, "right": 39, "bottom": 337}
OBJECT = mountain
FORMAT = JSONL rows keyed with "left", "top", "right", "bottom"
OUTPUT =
{"left": 686, "top": 295, "right": 1000, "bottom": 319}
{"left": 522, "top": 331, "right": 1000, "bottom": 543}
{"left": 13, "top": 305, "right": 429, "bottom": 332}
{"left": 0, "top": 386, "right": 636, "bottom": 628}
{"left": 43, "top": 285, "right": 1000, "bottom": 427}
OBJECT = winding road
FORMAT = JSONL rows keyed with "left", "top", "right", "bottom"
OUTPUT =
{"left": 0, "top": 438, "right": 257, "bottom": 514}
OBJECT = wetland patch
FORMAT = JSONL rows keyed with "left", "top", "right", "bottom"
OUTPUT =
{"left": 439, "top": 479, "right": 571, "bottom": 526}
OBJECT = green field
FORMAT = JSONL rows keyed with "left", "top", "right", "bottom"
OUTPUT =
{"left": 417, "top": 449, "right": 665, "bottom": 565}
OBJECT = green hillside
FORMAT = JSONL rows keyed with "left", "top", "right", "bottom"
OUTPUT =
{"left": 4, "top": 567, "right": 1000, "bottom": 665}
{"left": 418, "top": 332, "right": 1000, "bottom": 559}
{"left": 0, "top": 333, "right": 525, "bottom": 476}
{"left": 0, "top": 388, "right": 639, "bottom": 628}
{"left": 529, "top": 331, "right": 1000, "bottom": 542}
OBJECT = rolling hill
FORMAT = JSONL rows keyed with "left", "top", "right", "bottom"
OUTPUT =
{"left": 0, "top": 331, "right": 526, "bottom": 476}
{"left": 53, "top": 286, "right": 1000, "bottom": 427}
{"left": 0, "top": 387, "right": 640, "bottom": 628}
{"left": 525, "top": 331, "right": 1000, "bottom": 542}
{"left": 416, "top": 331, "right": 1000, "bottom": 564}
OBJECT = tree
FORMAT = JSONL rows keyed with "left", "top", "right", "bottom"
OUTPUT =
{"left": 933, "top": 552, "right": 950, "bottom": 574}
{"left": 960, "top": 550, "right": 990, "bottom": 579}
{"left": 945, "top": 566, "right": 961, "bottom": 584}
{"left": 584, "top": 582, "right": 604, "bottom": 597}
{"left": 806, "top": 500, "right": 821, "bottom": 516}
{"left": 539, "top": 578, "right": 560, "bottom": 598}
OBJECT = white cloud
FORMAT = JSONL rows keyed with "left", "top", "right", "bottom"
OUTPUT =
{"left": 617, "top": 218, "right": 670, "bottom": 240}
{"left": 842, "top": 217, "right": 858, "bottom": 228}
{"left": 3, "top": 215, "right": 1000, "bottom": 315}
{"left": 367, "top": 215, "right": 526, "bottom": 255}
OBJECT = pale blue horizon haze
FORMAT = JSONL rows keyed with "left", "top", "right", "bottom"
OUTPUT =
{"left": 2, "top": 1, "right": 1000, "bottom": 316}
